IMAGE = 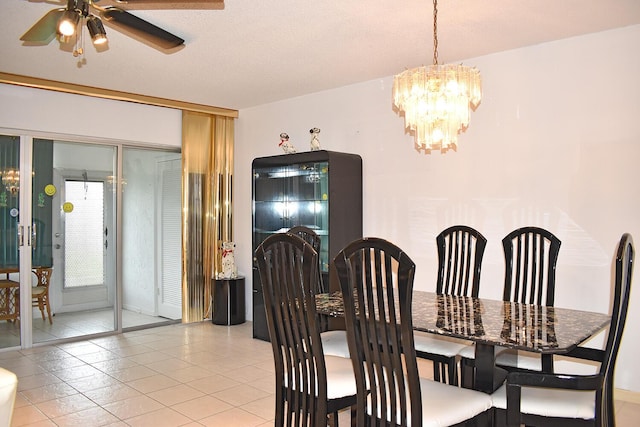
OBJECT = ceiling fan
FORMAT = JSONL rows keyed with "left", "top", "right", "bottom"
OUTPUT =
{"left": 20, "top": 0, "right": 223, "bottom": 54}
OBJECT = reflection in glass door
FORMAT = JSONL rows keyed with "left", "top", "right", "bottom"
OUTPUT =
{"left": 0, "top": 135, "right": 21, "bottom": 349}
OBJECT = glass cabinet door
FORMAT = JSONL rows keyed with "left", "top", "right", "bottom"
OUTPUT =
{"left": 253, "top": 161, "right": 329, "bottom": 271}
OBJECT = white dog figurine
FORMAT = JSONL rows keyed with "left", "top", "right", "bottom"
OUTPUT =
{"left": 220, "top": 241, "right": 238, "bottom": 279}
{"left": 279, "top": 132, "right": 296, "bottom": 154}
{"left": 309, "top": 127, "right": 321, "bottom": 151}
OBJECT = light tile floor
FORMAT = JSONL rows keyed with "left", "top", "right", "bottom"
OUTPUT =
{"left": 1, "top": 321, "right": 639, "bottom": 426}
{"left": 1, "top": 309, "right": 172, "bottom": 349}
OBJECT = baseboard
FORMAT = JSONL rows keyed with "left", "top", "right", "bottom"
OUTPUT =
{"left": 616, "top": 388, "right": 640, "bottom": 404}
{"left": 122, "top": 305, "right": 155, "bottom": 317}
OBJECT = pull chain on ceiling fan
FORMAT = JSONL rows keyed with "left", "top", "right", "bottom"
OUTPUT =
{"left": 20, "top": 0, "right": 223, "bottom": 57}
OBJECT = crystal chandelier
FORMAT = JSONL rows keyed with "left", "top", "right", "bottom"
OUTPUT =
{"left": 392, "top": 0, "right": 481, "bottom": 153}
{"left": 1, "top": 169, "right": 20, "bottom": 195}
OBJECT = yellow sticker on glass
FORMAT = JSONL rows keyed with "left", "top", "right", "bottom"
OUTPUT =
{"left": 62, "top": 202, "right": 74, "bottom": 213}
{"left": 44, "top": 184, "right": 56, "bottom": 196}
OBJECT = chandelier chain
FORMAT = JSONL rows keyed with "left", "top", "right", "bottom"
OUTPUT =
{"left": 433, "top": 0, "right": 438, "bottom": 65}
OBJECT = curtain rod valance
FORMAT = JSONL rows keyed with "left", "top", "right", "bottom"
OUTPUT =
{"left": 0, "top": 72, "right": 238, "bottom": 119}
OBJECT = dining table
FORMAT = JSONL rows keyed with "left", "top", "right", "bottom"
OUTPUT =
{"left": 315, "top": 290, "right": 611, "bottom": 394}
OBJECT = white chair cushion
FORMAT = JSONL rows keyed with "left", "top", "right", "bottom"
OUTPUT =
{"left": 325, "top": 355, "right": 357, "bottom": 399}
{"left": 413, "top": 332, "right": 470, "bottom": 357}
{"left": 321, "top": 330, "right": 350, "bottom": 358}
{"left": 420, "top": 378, "right": 493, "bottom": 427}
{"left": 283, "top": 355, "right": 356, "bottom": 400}
{"left": 367, "top": 376, "right": 493, "bottom": 427}
{"left": 492, "top": 382, "right": 596, "bottom": 420}
{"left": 0, "top": 367, "right": 18, "bottom": 427}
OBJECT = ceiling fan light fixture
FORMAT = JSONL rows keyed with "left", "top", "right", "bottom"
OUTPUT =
{"left": 22, "top": 0, "right": 188, "bottom": 59}
{"left": 87, "top": 16, "right": 108, "bottom": 45}
{"left": 58, "top": 9, "right": 80, "bottom": 36}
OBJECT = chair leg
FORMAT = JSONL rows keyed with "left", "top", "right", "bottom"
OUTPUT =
{"left": 433, "top": 361, "right": 442, "bottom": 382}
{"left": 14, "top": 290, "right": 20, "bottom": 322}
{"left": 350, "top": 404, "right": 357, "bottom": 427}
{"left": 328, "top": 411, "right": 338, "bottom": 427}
{"left": 45, "top": 295, "right": 53, "bottom": 324}
{"left": 38, "top": 297, "right": 45, "bottom": 321}
{"left": 461, "top": 358, "right": 475, "bottom": 389}
{"left": 447, "top": 358, "right": 459, "bottom": 386}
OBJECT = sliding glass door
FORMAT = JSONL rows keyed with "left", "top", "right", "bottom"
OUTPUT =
{"left": 0, "top": 135, "right": 21, "bottom": 349}
{"left": 38, "top": 140, "right": 117, "bottom": 343}
{"left": 0, "top": 136, "right": 114, "bottom": 347}
{"left": 0, "top": 133, "right": 181, "bottom": 350}
{"left": 121, "top": 148, "right": 182, "bottom": 327}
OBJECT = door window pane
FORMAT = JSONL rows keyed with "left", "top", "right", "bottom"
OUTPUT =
{"left": 64, "top": 180, "right": 104, "bottom": 288}
{"left": 0, "top": 135, "right": 20, "bottom": 268}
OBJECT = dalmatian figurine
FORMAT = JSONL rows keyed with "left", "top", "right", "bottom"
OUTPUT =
{"left": 309, "top": 127, "right": 321, "bottom": 151}
{"left": 220, "top": 241, "right": 238, "bottom": 279}
{"left": 279, "top": 132, "right": 296, "bottom": 154}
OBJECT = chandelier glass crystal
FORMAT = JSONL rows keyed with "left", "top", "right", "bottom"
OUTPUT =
{"left": 393, "top": 0, "right": 481, "bottom": 153}
{"left": 1, "top": 169, "right": 20, "bottom": 195}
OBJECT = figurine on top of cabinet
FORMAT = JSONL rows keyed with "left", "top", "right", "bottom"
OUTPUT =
{"left": 309, "top": 127, "right": 321, "bottom": 151}
{"left": 279, "top": 132, "right": 297, "bottom": 154}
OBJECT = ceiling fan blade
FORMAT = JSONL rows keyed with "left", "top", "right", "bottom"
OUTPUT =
{"left": 20, "top": 8, "right": 65, "bottom": 44}
{"left": 113, "top": 0, "right": 220, "bottom": 2}
{"left": 100, "top": 7, "right": 185, "bottom": 50}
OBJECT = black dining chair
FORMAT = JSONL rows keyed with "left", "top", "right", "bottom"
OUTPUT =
{"left": 460, "top": 226, "right": 561, "bottom": 386}
{"left": 496, "top": 226, "right": 562, "bottom": 372}
{"left": 287, "top": 226, "right": 350, "bottom": 358}
{"left": 414, "top": 225, "right": 487, "bottom": 385}
{"left": 287, "top": 226, "right": 327, "bottom": 294}
{"left": 255, "top": 233, "right": 357, "bottom": 427}
{"left": 492, "top": 233, "right": 634, "bottom": 427}
{"left": 334, "top": 237, "right": 493, "bottom": 427}
{"left": 501, "top": 226, "right": 561, "bottom": 307}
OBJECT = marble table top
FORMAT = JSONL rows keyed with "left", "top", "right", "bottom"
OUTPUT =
{"left": 316, "top": 290, "right": 611, "bottom": 354}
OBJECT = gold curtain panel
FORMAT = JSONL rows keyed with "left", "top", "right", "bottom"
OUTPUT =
{"left": 181, "top": 111, "right": 235, "bottom": 323}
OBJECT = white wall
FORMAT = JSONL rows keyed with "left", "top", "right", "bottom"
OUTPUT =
{"left": 235, "top": 25, "right": 640, "bottom": 391}
{"left": 0, "top": 83, "right": 181, "bottom": 147}
{"left": 0, "top": 83, "right": 182, "bottom": 317}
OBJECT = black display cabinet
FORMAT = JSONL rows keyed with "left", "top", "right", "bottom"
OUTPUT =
{"left": 251, "top": 150, "right": 363, "bottom": 341}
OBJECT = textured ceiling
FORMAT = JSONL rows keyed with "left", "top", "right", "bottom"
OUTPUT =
{"left": 2, "top": 0, "right": 639, "bottom": 110}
